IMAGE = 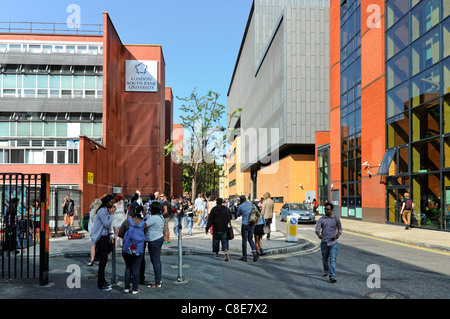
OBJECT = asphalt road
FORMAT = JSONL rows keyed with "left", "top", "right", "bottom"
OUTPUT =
{"left": 1, "top": 218, "right": 449, "bottom": 304}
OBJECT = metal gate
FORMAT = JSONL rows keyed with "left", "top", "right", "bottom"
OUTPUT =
{"left": 0, "top": 173, "right": 50, "bottom": 285}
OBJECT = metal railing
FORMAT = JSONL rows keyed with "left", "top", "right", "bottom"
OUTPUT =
{"left": 0, "top": 21, "right": 103, "bottom": 35}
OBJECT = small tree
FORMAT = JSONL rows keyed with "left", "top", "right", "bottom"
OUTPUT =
{"left": 165, "top": 88, "right": 241, "bottom": 198}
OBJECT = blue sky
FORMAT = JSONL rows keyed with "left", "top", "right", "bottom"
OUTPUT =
{"left": 0, "top": 0, "right": 253, "bottom": 128}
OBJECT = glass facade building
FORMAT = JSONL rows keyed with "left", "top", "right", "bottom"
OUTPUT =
{"left": 340, "top": 0, "right": 362, "bottom": 218}
{"left": 385, "top": 0, "right": 449, "bottom": 230}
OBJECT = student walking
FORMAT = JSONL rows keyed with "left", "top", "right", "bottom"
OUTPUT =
{"left": 236, "top": 195, "right": 258, "bottom": 262}
{"left": 400, "top": 192, "right": 414, "bottom": 230}
{"left": 315, "top": 202, "right": 342, "bottom": 283}
{"left": 205, "top": 198, "right": 231, "bottom": 261}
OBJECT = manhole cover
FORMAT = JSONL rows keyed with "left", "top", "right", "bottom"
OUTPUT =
{"left": 365, "top": 291, "right": 408, "bottom": 299}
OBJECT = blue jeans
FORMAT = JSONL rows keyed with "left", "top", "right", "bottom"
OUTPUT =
{"left": 199, "top": 211, "right": 207, "bottom": 228}
{"left": 212, "top": 232, "right": 229, "bottom": 253}
{"left": 320, "top": 241, "right": 338, "bottom": 279}
{"left": 123, "top": 252, "right": 143, "bottom": 291}
{"left": 185, "top": 216, "right": 193, "bottom": 235}
{"left": 173, "top": 215, "right": 182, "bottom": 236}
{"left": 148, "top": 236, "right": 164, "bottom": 284}
{"left": 241, "top": 224, "right": 256, "bottom": 257}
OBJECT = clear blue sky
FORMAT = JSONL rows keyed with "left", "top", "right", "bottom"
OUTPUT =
{"left": 0, "top": 0, "right": 253, "bottom": 128}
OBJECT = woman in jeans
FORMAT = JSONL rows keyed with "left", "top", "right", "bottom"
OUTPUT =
{"left": 146, "top": 201, "right": 165, "bottom": 288}
{"left": 118, "top": 205, "right": 147, "bottom": 294}
{"left": 90, "top": 195, "right": 116, "bottom": 291}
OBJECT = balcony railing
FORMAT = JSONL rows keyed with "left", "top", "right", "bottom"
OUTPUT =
{"left": 0, "top": 21, "right": 103, "bottom": 35}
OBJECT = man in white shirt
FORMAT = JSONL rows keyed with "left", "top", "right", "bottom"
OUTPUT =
{"left": 194, "top": 193, "right": 204, "bottom": 226}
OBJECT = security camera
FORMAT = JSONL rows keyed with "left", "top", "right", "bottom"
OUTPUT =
{"left": 362, "top": 161, "right": 369, "bottom": 167}
{"left": 299, "top": 184, "right": 302, "bottom": 188}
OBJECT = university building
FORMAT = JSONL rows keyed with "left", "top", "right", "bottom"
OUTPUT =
{"left": 0, "top": 13, "right": 182, "bottom": 225}
{"left": 226, "top": 0, "right": 330, "bottom": 212}
{"left": 317, "top": 0, "right": 449, "bottom": 230}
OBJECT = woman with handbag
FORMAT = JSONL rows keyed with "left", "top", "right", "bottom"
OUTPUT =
{"left": 254, "top": 211, "right": 265, "bottom": 256}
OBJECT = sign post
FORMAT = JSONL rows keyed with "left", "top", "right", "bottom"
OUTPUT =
{"left": 39, "top": 173, "right": 50, "bottom": 286}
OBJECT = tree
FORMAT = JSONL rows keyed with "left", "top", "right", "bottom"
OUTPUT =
{"left": 166, "top": 88, "right": 242, "bottom": 199}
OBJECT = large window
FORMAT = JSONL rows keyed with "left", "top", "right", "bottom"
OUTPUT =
{"left": 385, "top": 0, "right": 449, "bottom": 231}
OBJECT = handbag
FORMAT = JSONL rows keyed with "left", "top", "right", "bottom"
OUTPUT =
{"left": 227, "top": 222, "right": 234, "bottom": 240}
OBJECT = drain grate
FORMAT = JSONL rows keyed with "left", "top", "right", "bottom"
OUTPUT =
{"left": 365, "top": 291, "right": 408, "bottom": 299}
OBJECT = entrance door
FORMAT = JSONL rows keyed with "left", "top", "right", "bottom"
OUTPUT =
{"left": 387, "top": 187, "right": 409, "bottom": 223}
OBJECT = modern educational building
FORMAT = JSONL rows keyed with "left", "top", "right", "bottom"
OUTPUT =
{"left": 0, "top": 13, "right": 181, "bottom": 225}
{"left": 317, "top": 0, "right": 449, "bottom": 230}
{"left": 226, "top": 0, "right": 330, "bottom": 212}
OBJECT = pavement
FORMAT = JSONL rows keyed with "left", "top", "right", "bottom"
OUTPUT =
{"left": 43, "top": 216, "right": 450, "bottom": 258}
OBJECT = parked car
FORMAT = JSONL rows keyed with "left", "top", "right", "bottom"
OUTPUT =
{"left": 280, "top": 203, "right": 316, "bottom": 223}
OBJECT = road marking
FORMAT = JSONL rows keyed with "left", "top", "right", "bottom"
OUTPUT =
{"left": 261, "top": 236, "right": 321, "bottom": 259}
{"left": 345, "top": 230, "right": 450, "bottom": 256}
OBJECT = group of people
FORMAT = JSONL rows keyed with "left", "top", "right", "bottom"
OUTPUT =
{"left": 87, "top": 191, "right": 166, "bottom": 293}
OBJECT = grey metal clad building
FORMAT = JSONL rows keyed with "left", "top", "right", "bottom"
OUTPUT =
{"left": 227, "top": 0, "right": 330, "bottom": 172}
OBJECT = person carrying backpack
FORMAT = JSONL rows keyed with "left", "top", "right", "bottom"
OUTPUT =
{"left": 118, "top": 205, "right": 147, "bottom": 294}
{"left": 400, "top": 192, "right": 414, "bottom": 230}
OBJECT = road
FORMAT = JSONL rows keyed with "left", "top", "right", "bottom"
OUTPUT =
{"left": 1, "top": 218, "right": 449, "bottom": 303}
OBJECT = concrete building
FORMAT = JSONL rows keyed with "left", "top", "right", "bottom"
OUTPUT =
{"left": 0, "top": 13, "right": 181, "bottom": 223}
{"left": 227, "top": 0, "right": 330, "bottom": 211}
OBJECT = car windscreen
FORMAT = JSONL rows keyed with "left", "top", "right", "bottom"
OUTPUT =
{"left": 289, "top": 204, "right": 309, "bottom": 210}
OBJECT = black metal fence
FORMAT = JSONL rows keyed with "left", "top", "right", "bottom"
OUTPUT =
{"left": 0, "top": 173, "right": 50, "bottom": 285}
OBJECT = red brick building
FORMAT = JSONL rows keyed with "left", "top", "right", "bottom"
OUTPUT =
{"left": 0, "top": 13, "right": 181, "bottom": 217}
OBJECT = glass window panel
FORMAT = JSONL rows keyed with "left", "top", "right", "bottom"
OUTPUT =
{"left": 66, "top": 45, "right": 75, "bottom": 53}
{"left": 387, "top": 81, "right": 409, "bottom": 118}
{"left": 56, "top": 122, "right": 67, "bottom": 137}
{"left": 411, "top": 138, "right": 440, "bottom": 172}
{"left": 57, "top": 150, "right": 65, "bottom": 163}
{"left": 387, "top": 14, "right": 409, "bottom": 59}
{"left": 49, "top": 75, "right": 60, "bottom": 89}
{"left": 387, "top": 48, "right": 409, "bottom": 90}
{"left": 443, "top": 57, "right": 450, "bottom": 95}
{"left": 92, "top": 122, "right": 102, "bottom": 137}
{"left": 61, "top": 75, "right": 72, "bottom": 89}
{"left": 445, "top": 136, "right": 450, "bottom": 167}
{"left": 387, "top": 0, "right": 409, "bottom": 30}
{"left": 80, "top": 123, "right": 92, "bottom": 136}
{"left": 378, "top": 148, "right": 397, "bottom": 175}
{"left": 44, "top": 122, "right": 55, "bottom": 137}
{"left": 37, "top": 75, "right": 48, "bottom": 89}
{"left": 31, "top": 122, "right": 42, "bottom": 136}
{"left": 411, "top": 98, "right": 440, "bottom": 141}
{"left": 411, "top": 64, "right": 440, "bottom": 108}
{"left": 411, "top": 174, "right": 441, "bottom": 229}
{"left": 411, "top": 26, "right": 440, "bottom": 76}
{"left": 73, "top": 76, "right": 84, "bottom": 89}
{"left": 411, "top": 0, "right": 440, "bottom": 42}
{"left": 443, "top": 18, "right": 450, "bottom": 59}
{"left": 85, "top": 76, "right": 95, "bottom": 89}
{"left": 341, "top": 115, "right": 349, "bottom": 138}
{"left": 17, "top": 122, "right": 30, "bottom": 136}
{"left": 0, "top": 122, "right": 8, "bottom": 136}
{"left": 399, "top": 146, "right": 409, "bottom": 173}
{"left": 77, "top": 46, "right": 87, "bottom": 53}
{"left": 444, "top": 0, "right": 449, "bottom": 19}
{"left": 387, "top": 112, "right": 409, "bottom": 148}
{"left": 444, "top": 94, "right": 450, "bottom": 134}
{"left": 11, "top": 149, "right": 24, "bottom": 163}
{"left": 46, "top": 151, "right": 54, "bottom": 164}
{"left": 96, "top": 76, "right": 102, "bottom": 90}
{"left": 3, "top": 74, "right": 16, "bottom": 88}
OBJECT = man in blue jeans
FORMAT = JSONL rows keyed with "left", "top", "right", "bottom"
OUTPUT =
{"left": 315, "top": 202, "right": 343, "bottom": 283}
{"left": 236, "top": 195, "right": 258, "bottom": 262}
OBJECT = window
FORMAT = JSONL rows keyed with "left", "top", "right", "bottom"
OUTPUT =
{"left": 387, "top": 14, "right": 409, "bottom": 59}
{"left": 46, "top": 151, "right": 54, "bottom": 164}
{"left": 387, "top": 81, "right": 410, "bottom": 118}
{"left": 411, "top": 26, "right": 440, "bottom": 76}
{"left": 411, "top": 64, "right": 440, "bottom": 108}
{"left": 11, "top": 149, "right": 24, "bottom": 163}
{"left": 410, "top": 0, "right": 440, "bottom": 42}
{"left": 411, "top": 98, "right": 440, "bottom": 141}
{"left": 386, "top": 48, "right": 409, "bottom": 90}
{"left": 386, "top": 0, "right": 409, "bottom": 30}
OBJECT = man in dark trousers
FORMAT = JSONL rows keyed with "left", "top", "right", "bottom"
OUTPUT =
{"left": 206, "top": 198, "right": 231, "bottom": 261}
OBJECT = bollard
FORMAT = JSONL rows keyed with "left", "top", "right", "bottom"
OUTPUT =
{"left": 177, "top": 216, "right": 185, "bottom": 282}
{"left": 111, "top": 237, "right": 117, "bottom": 284}
{"left": 286, "top": 216, "right": 299, "bottom": 242}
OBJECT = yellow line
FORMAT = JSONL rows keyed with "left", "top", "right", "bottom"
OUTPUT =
{"left": 345, "top": 230, "right": 450, "bottom": 256}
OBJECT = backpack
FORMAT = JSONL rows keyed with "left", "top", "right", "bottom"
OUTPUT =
{"left": 404, "top": 199, "right": 413, "bottom": 210}
{"left": 249, "top": 204, "right": 261, "bottom": 225}
{"left": 122, "top": 217, "right": 146, "bottom": 256}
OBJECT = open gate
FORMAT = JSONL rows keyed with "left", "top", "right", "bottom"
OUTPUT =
{"left": 0, "top": 173, "right": 50, "bottom": 285}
